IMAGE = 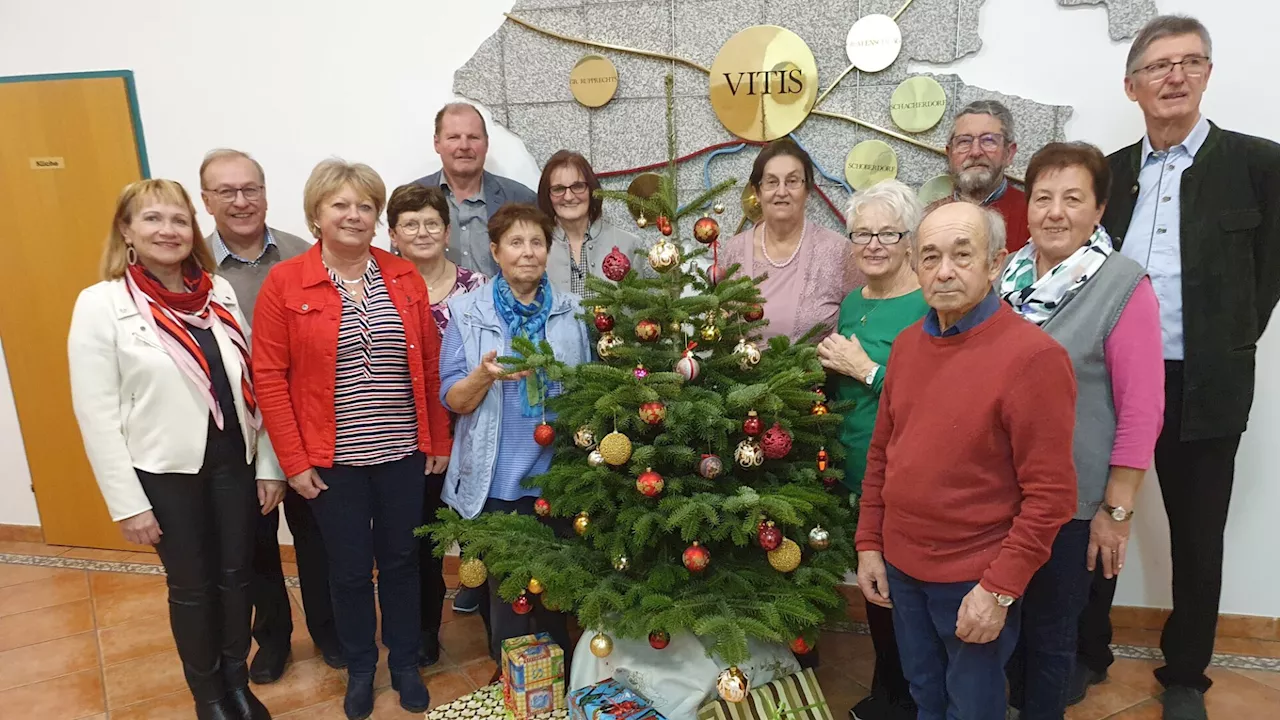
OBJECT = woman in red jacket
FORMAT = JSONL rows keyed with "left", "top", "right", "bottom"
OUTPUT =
{"left": 252, "top": 159, "right": 451, "bottom": 720}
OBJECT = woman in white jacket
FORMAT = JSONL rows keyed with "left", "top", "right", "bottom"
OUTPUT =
{"left": 68, "top": 179, "right": 284, "bottom": 720}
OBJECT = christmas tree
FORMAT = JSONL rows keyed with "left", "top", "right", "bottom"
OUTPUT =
{"left": 424, "top": 76, "right": 854, "bottom": 672}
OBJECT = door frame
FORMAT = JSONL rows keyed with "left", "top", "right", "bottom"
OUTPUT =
{"left": 0, "top": 69, "right": 151, "bottom": 177}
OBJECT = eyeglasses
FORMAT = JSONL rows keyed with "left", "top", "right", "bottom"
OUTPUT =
{"left": 949, "top": 133, "right": 1005, "bottom": 154}
{"left": 849, "top": 230, "right": 908, "bottom": 245}
{"left": 760, "top": 177, "right": 805, "bottom": 192}
{"left": 206, "top": 185, "right": 263, "bottom": 203}
{"left": 1134, "top": 55, "right": 1210, "bottom": 82}
{"left": 396, "top": 220, "right": 446, "bottom": 236}
{"left": 549, "top": 181, "right": 589, "bottom": 198}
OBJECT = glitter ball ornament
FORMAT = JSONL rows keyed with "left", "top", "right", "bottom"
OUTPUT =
{"left": 602, "top": 246, "right": 631, "bottom": 281}
{"left": 693, "top": 216, "right": 720, "bottom": 245}
{"left": 534, "top": 423, "right": 556, "bottom": 447}
{"left": 683, "top": 541, "right": 710, "bottom": 573}
{"left": 594, "top": 313, "right": 615, "bottom": 332}
{"left": 816, "top": 447, "right": 829, "bottom": 472}
{"left": 633, "top": 363, "right": 649, "bottom": 379}
{"left": 649, "top": 630, "right": 671, "bottom": 650}
{"left": 698, "top": 453, "right": 723, "bottom": 479}
{"left": 597, "top": 332, "right": 623, "bottom": 358}
{"left": 700, "top": 323, "right": 722, "bottom": 342}
{"left": 458, "top": 558, "right": 487, "bottom": 588}
{"left": 717, "top": 667, "right": 750, "bottom": 702}
{"left": 713, "top": 202, "right": 726, "bottom": 215}
{"left": 636, "top": 319, "right": 661, "bottom": 342}
{"left": 574, "top": 425, "right": 595, "bottom": 449}
{"left": 534, "top": 498, "right": 551, "bottom": 517}
{"left": 761, "top": 423, "right": 793, "bottom": 459}
{"left": 648, "top": 238, "right": 681, "bottom": 272}
{"left": 512, "top": 594, "right": 532, "bottom": 615}
{"left": 613, "top": 555, "right": 630, "bottom": 572}
{"left": 735, "top": 439, "right": 764, "bottom": 468}
{"left": 768, "top": 538, "right": 802, "bottom": 573}
{"left": 675, "top": 352, "right": 700, "bottom": 382}
{"left": 590, "top": 633, "right": 614, "bottom": 658}
{"left": 636, "top": 468, "right": 664, "bottom": 497}
{"left": 743, "top": 304, "right": 765, "bottom": 322}
{"left": 733, "top": 338, "right": 761, "bottom": 370}
{"left": 598, "top": 431, "right": 633, "bottom": 466}
{"left": 587, "top": 450, "right": 605, "bottom": 468}
{"left": 757, "top": 521, "right": 782, "bottom": 551}
{"left": 655, "top": 215, "right": 673, "bottom": 236}
{"left": 742, "top": 410, "right": 763, "bottom": 437}
{"left": 527, "top": 578, "right": 544, "bottom": 594}
{"left": 808, "top": 526, "right": 831, "bottom": 551}
{"left": 574, "top": 512, "right": 590, "bottom": 536}
{"left": 638, "top": 401, "right": 666, "bottom": 425}
{"left": 790, "top": 635, "right": 814, "bottom": 655}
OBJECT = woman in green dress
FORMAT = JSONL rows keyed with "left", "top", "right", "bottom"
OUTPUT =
{"left": 818, "top": 179, "right": 927, "bottom": 720}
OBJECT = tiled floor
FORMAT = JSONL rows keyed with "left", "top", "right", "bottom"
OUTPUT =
{"left": 2, "top": 540, "right": 1280, "bottom": 718}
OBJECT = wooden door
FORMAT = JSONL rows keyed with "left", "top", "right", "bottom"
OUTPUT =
{"left": 0, "top": 72, "right": 149, "bottom": 550}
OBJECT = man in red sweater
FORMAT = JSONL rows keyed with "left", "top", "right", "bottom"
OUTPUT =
{"left": 947, "top": 100, "right": 1030, "bottom": 253}
{"left": 855, "top": 202, "right": 1078, "bottom": 720}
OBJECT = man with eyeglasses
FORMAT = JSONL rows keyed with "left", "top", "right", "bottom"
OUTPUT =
{"left": 200, "top": 149, "right": 345, "bottom": 683}
{"left": 1072, "top": 15, "right": 1280, "bottom": 720}
{"left": 946, "top": 100, "right": 1029, "bottom": 253}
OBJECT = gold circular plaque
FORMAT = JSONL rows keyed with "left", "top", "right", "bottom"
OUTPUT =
{"left": 709, "top": 26, "right": 819, "bottom": 142}
{"left": 570, "top": 54, "right": 619, "bottom": 108}
{"left": 890, "top": 76, "right": 948, "bottom": 133}
{"left": 625, "top": 172, "right": 662, "bottom": 221}
{"left": 741, "top": 184, "right": 763, "bottom": 224}
{"left": 845, "top": 140, "right": 899, "bottom": 191}
{"left": 918, "top": 175, "right": 956, "bottom": 207}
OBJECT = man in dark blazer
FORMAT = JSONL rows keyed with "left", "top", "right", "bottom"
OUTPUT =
{"left": 1072, "top": 15, "right": 1280, "bottom": 720}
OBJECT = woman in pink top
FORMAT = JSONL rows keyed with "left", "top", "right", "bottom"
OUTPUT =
{"left": 719, "top": 140, "right": 862, "bottom": 343}
{"left": 997, "top": 142, "right": 1164, "bottom": 719}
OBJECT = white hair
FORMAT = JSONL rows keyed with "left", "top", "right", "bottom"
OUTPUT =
{"left": 845, "top": 179, "right": 923, "bottom": 235}
{"left": 913, "top": 201, "right": 1007, "bottom": 268}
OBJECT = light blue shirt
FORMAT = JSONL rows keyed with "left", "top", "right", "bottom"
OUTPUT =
{"left": 1118, "top": 115, "right": 1210, "bottom": 361}
{"left": 212, "top": 228, "right": 276, "bottom": 266}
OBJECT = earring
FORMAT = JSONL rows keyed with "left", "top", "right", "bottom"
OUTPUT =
{"left": 126, "top": 245, "right": 138, "bottom": 265}
{"left": 310, "top": 223, "right": 321, "bottom": 237}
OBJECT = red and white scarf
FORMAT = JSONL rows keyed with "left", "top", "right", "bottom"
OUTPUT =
{"left": 125, "top": 264, "right": 259, "bottom": 431}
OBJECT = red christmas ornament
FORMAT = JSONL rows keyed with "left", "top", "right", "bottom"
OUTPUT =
{"left": 602, "top": 246, "right": 631, "bottom": 281}
{"left": 693, "top": 216, "right": 720, "bottom": 245}
{"left": 594, "top": 313, "right": 615, "bottom": 332}
{"left": 761, "top": 422, "right": 793, "bottom": 459}
{"left": 758, "top": 521, "right": 783, "bottom": 551}
{"left": 636, "top": 468, "right": 665, "bottom": 498}
{"left": 743, "top": 304, "right": 764, "bottom": 322}
{"left": 790, "top": 635, "right": 814, "bottom": 655}
{"left": 707, "top": 264, "right": 725, "bottom": 286}
{"left": 633, "top": 363, "right": 649, "bottom": 379}
{"left": 742, "top": 410, "right": 763, "bottom": 437}
{"left": 649, "top": 630, "right": 671, "bottom": 650}
{"left": 534, "top": 423, "right": 556, "bottom": 447}
{"left": 512, "top": 594, "right": 533, "bottom": 615}
{"left": 816, "top": 447, "right": 829, "bottom": 472}
{"left": 534, "top": 498, "right": 551, "bottom": 517}
{"left": 683, "top": 541, "right": 710, "bottom": 573}
{"left": 822, "top": 475, "right": 838, "bottom": 491}
{"left": 639, "top": 401, "right": 666, "bottom": 425}
{"left": 656, "top": 215, "right": 673, "bottom": 236}
{"left": 636, "top": 319, "right": 661, "bottom": 342}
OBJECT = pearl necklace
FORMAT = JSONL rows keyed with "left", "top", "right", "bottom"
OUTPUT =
{"left": 760, "top": 221, "right": 806, "bottom": 268}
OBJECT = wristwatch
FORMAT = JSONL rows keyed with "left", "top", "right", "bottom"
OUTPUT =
{"left": 863, "top": 365, "right": 879, "bottom": 387}
{"left": 991, "top": 591, "right": 1015, "bottom": 607}
{"left": 1101, "top": 503, "right": 1134, "bottom": 522}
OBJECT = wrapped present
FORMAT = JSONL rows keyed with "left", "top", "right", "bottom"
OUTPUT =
{"left": 568, "top": 679, "right": 666, "bottom": 720}
{"left": 502, "top": 633, "right": 566, "bottom": 719}
{"left": 696, "top": 669, "right": 832, "bottom": 720}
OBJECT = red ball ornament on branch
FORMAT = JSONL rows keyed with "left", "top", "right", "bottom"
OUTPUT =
{"left": 633, "top": 363, "right": 649, "bottom": 379}
{"left": 790, "top": 635, "right": 815, "bottom": 655}
{"left": 656, "top": 215, "right": 673, "bottom": 236}
{"left": 707, "top": 264, "right": 725, "bottom": 287}
{"left": 534, "top": 498, "right": 551, "bottom": 517}
{"left": 638, "top": 401, "right": 666, "bottom": 425}
{"left": 602, "top": 246, "right": 631, "bottom": 281}
{"left": 757, "top": 521, "right": 782, "bottom": 551}
{"left": 683, "top": 541, "right": 710, "bottom": 573}
{"left": 649, "top": 630, "right": 671, "bottom": 650}
{"left": 743, "top": 304, "right": 764, "bottom": 322}
{"left": 636, "top": 319, "right": 661, "bottom": 342}
{"left": 761, "top": 423, "right": 793, "bottom": 459}
{"left": 636, "top": 468, "right": 664, "bottom": 498}
{"left": 534, "top": 423, "right": 556, "bottom": 447}
{"left": 512, "top": 594, "right": 533, "bottom": 615}
{"left": 594, "top": 313, "right": 615, "bottom": 332}
{"left": 693, "top": 216, "right": 720, "bottom": 245}
{"left": 742, "top": 410, "right": 763, "bottom": 437}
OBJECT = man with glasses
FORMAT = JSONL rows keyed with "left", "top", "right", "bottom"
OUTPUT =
{"left": 200, "top": 149, "right": 344, "bottom": 682}
{"left": 1073, "top": 16, "right": 1280, "bottom": 720}
{"left": 946, "top": 100, "right": 1029, "bottom": 253}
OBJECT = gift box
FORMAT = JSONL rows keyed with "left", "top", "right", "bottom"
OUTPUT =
{"left": 696, "top": 669, "right": 831, "bottom": 720}
{"left": 502, "top": 633, "right": 566, "bottom": 719}
{"left": 568, "top": 679, "right": 665, "bottom": 720}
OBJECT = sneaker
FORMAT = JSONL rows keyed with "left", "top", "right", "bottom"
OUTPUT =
{"left": 1160, "top": 686, "right": 1207, "bottom": 720}
{"left": 452, "top": 586, "right": 481, "bottom": 614}
{"left": 1067, "top": 663, "right": 1108, "bottom": 706}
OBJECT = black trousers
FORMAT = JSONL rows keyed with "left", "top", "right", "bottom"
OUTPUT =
{"left": 1077, "top": 361, "right": 1240, "bottom": 692}
{"left": 138, "top": 455, "right": 257, "bottom": 703}
{"left": 419, "top": 473, "right": 447, "bottom": 644}
{"left": 866, "top": 600, "right": 913, "bottom": 705}
{"left": 250, "top": 486, "right": 338, "bottom": 655}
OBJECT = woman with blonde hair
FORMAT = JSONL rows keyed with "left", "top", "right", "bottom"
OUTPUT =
{"left": 69, "top": 180, "right": 283, "bottom": 720}
{"left": 252, "top": 159, "right": 452, "bottom": 719}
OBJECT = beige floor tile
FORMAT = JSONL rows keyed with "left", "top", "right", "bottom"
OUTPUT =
{"left": 0, "top": 598, "right": 95, "bottom": 652}
{"left": 0, "top": 631, "right": 100, "bottom": 692}
{"left": 0, "top": 571, "right": 89, "bottom": 617}
{"left": 0, "top": 667, "right": 105, "bottom": 719}
{"left": 103, "top": 649, "right": 187, "bottom": 709}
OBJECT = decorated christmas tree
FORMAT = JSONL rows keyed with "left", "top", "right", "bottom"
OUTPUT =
{"left": 424, "top": 76, "right": 854, "bottom": 691}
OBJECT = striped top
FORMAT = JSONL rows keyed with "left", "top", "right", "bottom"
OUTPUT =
{"left": 330, "top": 261, "right": 419, "bottom": 466}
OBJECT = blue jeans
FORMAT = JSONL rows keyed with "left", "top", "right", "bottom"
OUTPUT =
{"left": 310, "top": 452, "right": 426, "bottom": 674}
{"left": 1007, "top": 519, "right": 1093, "bottom": 719}
{"left": 887, "top": 563, "right": 1021, "bottom": 720}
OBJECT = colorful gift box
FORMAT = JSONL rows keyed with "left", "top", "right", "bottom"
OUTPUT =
{"left": 568, "top": 679, "right": 666, "bottom": 720}
{"left": 696, "top": 669, "right": 832, "bottom": 720}
{"left": 501, "top": 633, "right": 566, "bottom": 719}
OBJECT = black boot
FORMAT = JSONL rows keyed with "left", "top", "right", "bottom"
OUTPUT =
{"left": 195, "top": 696, "right": 239, "bottom": 720}
{"left": 390, "top": 668, "right": 430, "bottom": 713}
{"left": 227, "top": 685, "right": 272, "bottom": 719}
{"left": 418, "top": 632, "right": 440, "bottom": 668}
{"left": 248, "top": 644, "right": 290, "bottom": 684}
{"left": 343, "top": 672, "right": 375, "bottom": 720}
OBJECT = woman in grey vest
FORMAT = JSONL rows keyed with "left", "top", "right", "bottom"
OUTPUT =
{"left": 998, "top": 142, "right": 1165, "bottom": 720}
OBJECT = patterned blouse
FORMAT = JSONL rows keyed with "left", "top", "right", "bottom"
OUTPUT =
{"left": 330, "top": 261, "right": 419, "bottom": 466}
{"left": 430, "top": 265, "right": 486, "bottom": 335}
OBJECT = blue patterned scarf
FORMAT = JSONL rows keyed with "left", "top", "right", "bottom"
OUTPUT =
{"left": 492, "top": 272, "right": 553, "bottom": 416}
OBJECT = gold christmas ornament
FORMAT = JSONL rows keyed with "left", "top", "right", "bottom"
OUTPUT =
{"left": 527, "top": 577, "right": 545, "bottom": 594}
{"left": 598, "top": 431, "right": 633, "bottom": 466}
{"left": 574, "top": 512, "right": 591, "bottom": 535}
{"left": 714, "top": 202, "right": 726, "bottom": 214}
{"left": 613, "top": 554, "right": 630, "bottom": 572}
{"left": 735, "top": 439, "right": 764, "bottom": 468}
{"left": 648, "top": 238, "right": 682, "bottom": 273}
{"left": 597, "top": 332, "right": 624, "bottom": 358}
{"left": 808, "top": 526, "right": 831, "bottom": 550}
{"left": 733, "top": 338, "right": 762, "bottom": 370}
{"left": 458, "top": 558, "right": 488, "bottom": 589}
{"left": 589, "top": 633, "right": 615, "bottom": 658}
{"left": 574, "top": 425, "right": 596, "bottom": 449}
{"left": 637, "top": 214, "right": 648, "bottom": 229}
{"left": 700, "top": 323, "right": 722, "bottom": 343}
{"left": 768, "top": 538, "right": 802, "bottom": 572}
{"left": 716, "top": 666, "right": 750, "bottom": 702}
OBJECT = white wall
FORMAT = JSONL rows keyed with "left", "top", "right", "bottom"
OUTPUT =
{"left": 1, "top": 0, "right": 1276, "bottom": 617}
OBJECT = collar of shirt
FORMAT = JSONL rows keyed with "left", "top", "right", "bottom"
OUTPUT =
{"left": 952, "top": 177, "right": 1009, "bottom": 206}
{"left": 552, "top": 217, "right": 602, "bottom": 246}
{"left": 213, "top": 228, "right": 275, "bottom": 265}
{"left": 441, "top": 174, "right": 488, "bottom": 207}
{"left": 923, "top": 288, "right": 1001, "bottom": 337}
{"left": 1141, "top": 114, "right": 1210, "bottom": 164}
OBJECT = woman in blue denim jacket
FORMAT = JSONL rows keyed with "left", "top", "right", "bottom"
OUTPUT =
{"left": 437, "top": 203, "right": 592, "bottom": 666}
